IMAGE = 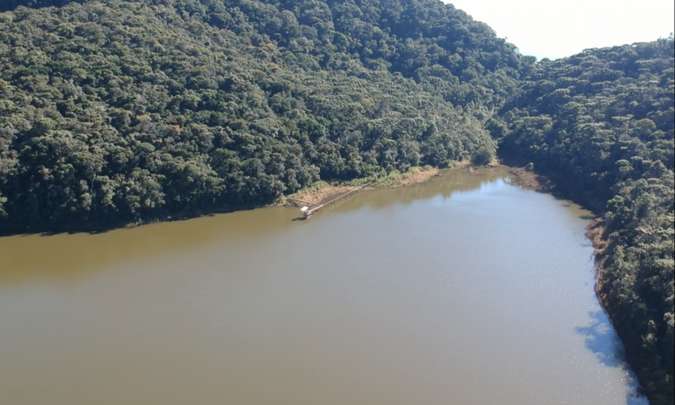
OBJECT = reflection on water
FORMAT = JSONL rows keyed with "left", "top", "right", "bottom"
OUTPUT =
{"left": 0, "top": 167, "right": 647, "bottom": 405}
{"left": 0, "top": 167, "right": 507, "bottom": 285}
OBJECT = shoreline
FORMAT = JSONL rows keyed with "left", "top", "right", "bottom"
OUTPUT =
{"left": 0, "top": 162, "right": 592, "bottom": 237}
{"left": 0, "top": 158, "right": 652, "bottom": 400}
{"left": 585, "top": 218, "right": 611, "bottom": 316}
{"left": 280, "top": 161, "right": 555, "bottom": 218}
{"left": 278, "top": 165, "right": 443, "bottom": 209}
{"left": 503, "top": 165, "right": 550, "bottom": 192}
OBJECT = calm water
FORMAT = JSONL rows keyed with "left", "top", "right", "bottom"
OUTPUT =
{"left": 0, "top": 167, "right": 647, "bottom": 405}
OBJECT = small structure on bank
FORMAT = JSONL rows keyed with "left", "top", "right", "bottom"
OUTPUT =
{"left": 297, "top": 184, "right": 370, "bottom": 220}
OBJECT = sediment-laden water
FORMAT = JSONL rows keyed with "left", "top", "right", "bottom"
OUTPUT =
{"left": 0, "top": 167, "right": 647, "bottom": 405}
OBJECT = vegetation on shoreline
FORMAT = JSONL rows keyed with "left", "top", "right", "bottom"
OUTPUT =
{"left": 367, "top": 165, "right": 441, "bottom": 188}
{"left": 283, "top": 182, "right": 359, "bottom": 209}
{"left": 503, "top": 165, "right": 547, "bottom": 191}
{"left": 282, "top": 165, "right": 440, "bottom": 208}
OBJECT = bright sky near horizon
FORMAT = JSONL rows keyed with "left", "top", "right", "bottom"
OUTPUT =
{"left": 446, "top": 0, "right": 675, "bottom": 60}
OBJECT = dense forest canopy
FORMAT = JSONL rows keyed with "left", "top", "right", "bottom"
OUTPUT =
{"left": 0, "top": 0, "right": 528, "bottom": 229}
{"left": 0, "top": 1, "right": 672, "bottom": 403}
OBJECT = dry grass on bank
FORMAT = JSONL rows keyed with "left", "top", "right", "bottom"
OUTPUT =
{"left": 282, "top": 166, "right": 441, "bottom": 208}
{"left": 284, "top": 183, "right": 360, "bottom": 208}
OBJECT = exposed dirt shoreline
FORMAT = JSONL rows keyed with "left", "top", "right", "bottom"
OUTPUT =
{"left": 585, "top": 218, "right": 610, "bottom": 297}
{"left": 279, "top": 165, "right": 442, "bottom": 209}
{"left": 503, "top": 165, "right": 550, "bottom": 191}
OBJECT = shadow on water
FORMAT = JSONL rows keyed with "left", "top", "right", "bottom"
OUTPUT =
{"left": 0, "top": 167, "right": 510, "bottom": 289}
{"left": 626, "top": 392, "right": 649, "bottom": 405}
{"left": 0, "top": 205, "right": 299, "bottom": 286}
{"left": 576, "top": 310, "right": 625, "bottom": 368}
{"left": 0, "top": 166, "right": 587, "bottom": 287}
{"left": 576, "top": 310, "right": 648, "bottom": 405}
{"left": 0, "top": 168, "right": 508, "bottom": 286}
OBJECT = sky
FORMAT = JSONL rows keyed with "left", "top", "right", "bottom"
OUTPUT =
{"left": 445, "top": 0, "right": 675, "bottom": 60}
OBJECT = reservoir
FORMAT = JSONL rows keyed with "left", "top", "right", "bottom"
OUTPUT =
{"left": 0, "top": 167, "right": 646, "bottom": 405}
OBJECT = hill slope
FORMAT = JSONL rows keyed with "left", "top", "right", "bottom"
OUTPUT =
{"left": 0, "top": 0, "right": 525, "bottom": 230}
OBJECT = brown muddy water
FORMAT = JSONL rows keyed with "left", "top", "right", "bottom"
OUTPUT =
{"left": 0, "top": 167, "right": 647, "bottom": 405}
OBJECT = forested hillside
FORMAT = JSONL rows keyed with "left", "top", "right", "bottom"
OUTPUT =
{"left": 501, "top": 40, "right": 674, "bottom": 404}
{"left": 0, "top": 1, "right": 673, "bottom": 403}
{"left": 0, "top": 0, "right": 525, "bottom": 230}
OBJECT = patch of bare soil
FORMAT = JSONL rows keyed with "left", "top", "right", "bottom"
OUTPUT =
{"left": 285, "top": 184, "right": 360, "bottom": 208}
{"left": 505, "top": 166, "right": 549, "bottom": 191}
{"left": 394, "top": 167, "right": 440, "bottom": 187}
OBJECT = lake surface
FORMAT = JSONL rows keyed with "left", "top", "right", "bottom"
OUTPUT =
{"left": 0, "top": 167, "right": 647, "bottom": 405}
